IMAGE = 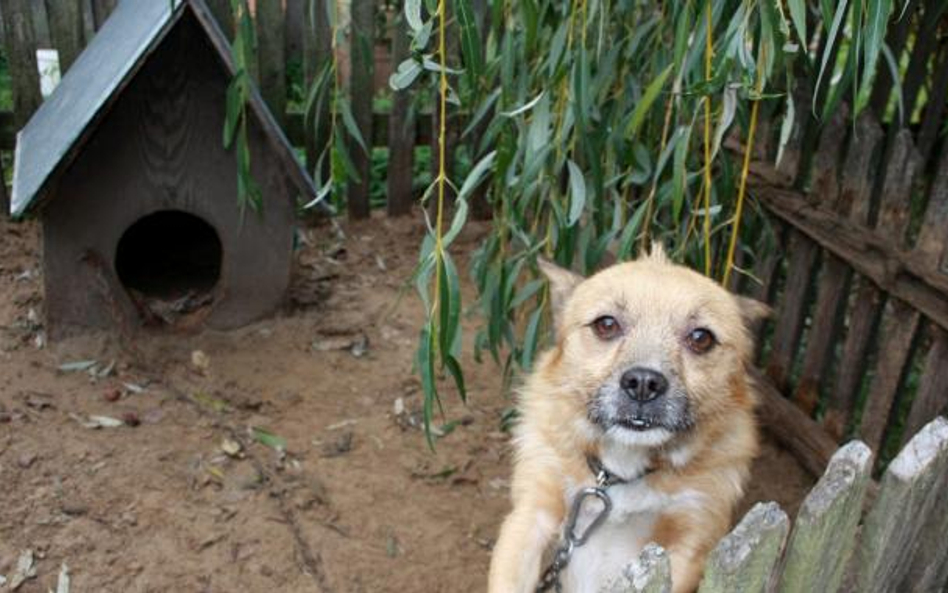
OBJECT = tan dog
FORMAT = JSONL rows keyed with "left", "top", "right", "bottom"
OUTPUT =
{"left": 488, "top": 247, "right": 764, "bottom": 593}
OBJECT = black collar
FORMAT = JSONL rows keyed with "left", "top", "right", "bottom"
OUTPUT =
{"left": 586, "top": 454, "right": 654, "bottom": 487}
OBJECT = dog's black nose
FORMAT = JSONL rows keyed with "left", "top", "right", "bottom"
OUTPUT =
{"left": 620, "top": 367, "right": 668, "bottom": 401}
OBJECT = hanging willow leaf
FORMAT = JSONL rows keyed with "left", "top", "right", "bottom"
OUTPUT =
{"left": 567, "top": 160, "right": 587, "bottom": 227}
{"left": 454, "top": 0, "right": 484, "bottom": 89}
{"left": 626, "top": 64, "right": 673, "bottom": 139}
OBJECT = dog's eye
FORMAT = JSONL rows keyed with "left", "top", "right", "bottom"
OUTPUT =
{"left": 591, "top": 316, "right": 621, "bottom": 340}
{"left": 685, "top": 328, "right": 716, "bottom": 353}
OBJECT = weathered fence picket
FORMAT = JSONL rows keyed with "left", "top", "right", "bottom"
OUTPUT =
{"left": 775, "top": 441, "right": 872, "bottom": 593}
{"left": 605, "top": 544, "right": 672, "bottom": 593}
{"left": 697, "top": 502, "right": 788, "bottom": 593}
{"left": 856, "top": 416, "right": 948, "bottom": 592}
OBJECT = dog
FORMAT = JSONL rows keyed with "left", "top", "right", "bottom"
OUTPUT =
{"left": 488, "top": 246, "right": 765, "bottom": 593}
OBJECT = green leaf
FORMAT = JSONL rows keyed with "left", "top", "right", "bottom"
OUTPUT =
{"left": 617, "top": 200, "right": 649, "bottom": 260}
{"left": 813, "top": 0, "right": 849, "bottom": 113}
{"left": 252, "top": 427, "right": 287, "bottom": 451}
{"left": 520, "top": 307, "right": 543, "bottom": 370}
{"left": 390, "top": 58, "right": 423, "bottom": 90}
{"left": 788, "top": 0, "right": 807, "bottom": 48}
{"left": 454, "top": 0, "right": 484, "bottom": 89}
{"left": 857, "top": 0, "right": 894, "bottom": 111}
{"left": 626, "top": 64, "right": 673, "bottom": 139}
{"left": 405, "top": 0, "right": 424, "bottom": 32}
{"left": 501, "top": 91, "right": 546, "bottom": 118}
{"left": 416, "top": 324, "right": 438, "bottom": 449}
{"left": 566, "top": 159, "right": 586, "bottom": 226}
{"left": 444, "top": 355, "right": 467, "bottom": 402}
{"left": 338, "top": 98, "right": 368, "bottom": 155}
{"left": 510, "top": 279, "right": 544, "bottom": 309}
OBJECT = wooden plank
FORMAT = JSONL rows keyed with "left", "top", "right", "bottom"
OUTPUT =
{"left": 915, "top": 145, "right": 948, "bottom": 272}
{"left": 603, "top": 543, "right": 671, "bottom": 593}
{"left": 80, "top": 0, "right": 95, "bottom": 44}
{"left": 765, "top": 231, "right": 819, "bottom": 393}
{"left": 1, "top": 0, "right": 43, "bottom": 129}
{"left": 834, "top": 115, "right": 883, "bottom": 222}
{"left": 752, "top": 367, "right": 839, "bottom": 477}
{"left": 30, "top": 2, "right": 52, "bottom": 49}
{"left": 204, "top": 0, "right": 233, "bottom": 37}
{"left": 45, "top": 0, "right": 84, "bottom": 72}
{"left": 800, "top": 117, "right": 881, "bottom": 424}
{"left": 91, "top": 0, "right": 117, "bottom": 30}
{"left": 857, "top": 416, "right": 948, "bottom": 593}
{"left": 828, "top": 277, "right": 884, "bottom": 437}
{"left": 255, "top": 0, "right": 286, "bottom": 128}
{"left": 697, "top": 502, "right": 788, "bottom": 593}
{"left": 284, "top": 0, "right": 304, "bottom": 62}
{"left": 302, "top": 0, "right": 331, "bottom": 172}
{"left": 1, "top": 168, "right": 8, "bottom": 215}
{"left": 346, "top": 0, "right": 374, "bottom": 220}
{"left": 902, "top": 325, "right": 948, "bottom": 442}
{"left": 776, "top": 441, "right": 872, "bottom": 593}
{"left": 875, "top": 129, "right": 921, "bottom": 247}
{"left": 856, "top": 299, "right": 921, "bottom": 455}
{"left": 386, "top": 9, "right": 414, "bottom": 217}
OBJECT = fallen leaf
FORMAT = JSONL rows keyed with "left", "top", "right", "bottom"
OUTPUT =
{"left": 221, "top": 438, "right": 243, "bottom": 457}
{"left": 191, "top": 350, "right": 210, "bottom": 372}
{"left": 251, "top": 427, "right": 286, "bottom": 451}
{"left": 56, "top": 563, "right": 70, "bottom": 593}
{"left": 69, "top": 413, "right": 124, "bottom": 429}
{"left": 9, "top": 549, "right": 36, "bottom": 590}
{"left": 58, "top": 360, "right": 97, "bottom": 373}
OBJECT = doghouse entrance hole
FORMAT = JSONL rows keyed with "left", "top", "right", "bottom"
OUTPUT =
{"left": 115, "top": 211, "right": 222, "bottom": 301}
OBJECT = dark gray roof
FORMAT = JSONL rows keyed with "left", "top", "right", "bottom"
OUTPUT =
{"left": 11, "top": 0, "right": 320, "bottom": 217}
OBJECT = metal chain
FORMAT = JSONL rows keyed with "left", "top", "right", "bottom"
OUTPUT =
{"left": 536, "top": 474, "right": 613, "bottom": 592}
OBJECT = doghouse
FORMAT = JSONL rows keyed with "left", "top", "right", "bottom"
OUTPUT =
{"left": 9, "top": 0, "right": 319, "bottom": 338}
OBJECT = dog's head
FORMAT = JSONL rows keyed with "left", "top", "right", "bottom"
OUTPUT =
{"left": 538, "top": 246, "right": 767, "bottom": 450}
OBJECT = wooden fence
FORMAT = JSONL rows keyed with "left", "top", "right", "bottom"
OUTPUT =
{"left": 607, "top": 416, "right": 948, "bottom": 593}
{"left": 734, "top": 0, "right": 948, "bottom": 481}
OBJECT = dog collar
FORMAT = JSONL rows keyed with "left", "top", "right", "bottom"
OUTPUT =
{"left": 586, "top": 454, "right": 654, "bottom": 487}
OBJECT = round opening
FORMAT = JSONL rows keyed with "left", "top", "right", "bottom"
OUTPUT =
{"left": 115, "top": 211, "right": 223, "bottom": 302}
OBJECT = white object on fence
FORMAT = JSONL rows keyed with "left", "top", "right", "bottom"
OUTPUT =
{"left": 36, "top": 49, "right": 61, "bottom": 98}
{"left": 603, "top": 543, "right": 672, "bottom": 593}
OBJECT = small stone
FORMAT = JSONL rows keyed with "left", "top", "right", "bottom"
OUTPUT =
{"left": 17, "top": 453, "right": 37, "bottom": 469}
{"left": 122, "top": 412, "right": 141, "bottom": 427}
{"left": 103, "top": 388, "right": 121, "bottom": 402}
{"left": 191, "top": 350, "right": 210, "bottom": 372}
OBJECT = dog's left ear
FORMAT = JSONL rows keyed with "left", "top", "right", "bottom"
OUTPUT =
{"left": 538, "top": 258, "right": 582, "bottom": 321}
{"left": 736, "top": 296, "right": 771, "bottom": 330}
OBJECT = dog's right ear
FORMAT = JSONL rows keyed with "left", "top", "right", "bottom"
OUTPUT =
{"left": 538, "top": 258, "right": 582, "bottom": 321}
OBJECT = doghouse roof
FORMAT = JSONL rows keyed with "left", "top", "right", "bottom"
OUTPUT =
{"left": 10, "top": 0, "right": 320, "bottom": 218}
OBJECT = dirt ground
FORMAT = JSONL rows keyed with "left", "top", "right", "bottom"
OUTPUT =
{"left": 0, "top": 214, "right": 813, "bottom": 592}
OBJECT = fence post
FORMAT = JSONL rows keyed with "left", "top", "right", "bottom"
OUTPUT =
{"left": 697, "top": 502, "right": 789, "bottom": 593}
{"left": 205, "top": 0, "right": 233, "bottom": 37}
{"left": 347, "top": 0, "right": 374, "bottom": 219}
{"left": 255, "top": 0, "right": 286, "bottom": 128}
{"left": 386, "top": 8, "right": 414, "bottom": 217}
{"left": 604, "top": 543, "right": 672, "bottom": 593}
{"left": 44, "top": 0, "right": 84, "bottom": 73}
{"left": 856, "top": 416, "right": 948, "bottom": 592}
{"left": 1, "top": 0, "right": 43, "bottom": 130}
{"left": 302, "top": 0, "right": 331, "bottom": 175}
{"left": 776, "top": 441, "right": 872, "bottom": 593}
{"left": 90, "top": 0, "right": 116, "bottom": 30}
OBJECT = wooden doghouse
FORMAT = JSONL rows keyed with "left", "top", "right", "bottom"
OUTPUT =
{"left": 9, "top": 0, "right": 319, "bottom": 338}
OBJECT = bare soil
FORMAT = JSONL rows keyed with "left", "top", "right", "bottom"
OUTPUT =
{"left": 0, "top": 214, "right": 812, "bottom": 592}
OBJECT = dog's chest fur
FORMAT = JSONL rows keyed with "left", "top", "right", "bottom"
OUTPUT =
{"left": 558, "top": 442, "right": 698, "bottom": 593}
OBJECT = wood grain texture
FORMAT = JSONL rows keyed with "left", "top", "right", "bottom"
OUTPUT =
{"left": 765, "top": 231, "right": 819, "bottom": 393}
{"left": 901, "top": 415, "right": 948, "bottom": 591}
{"left": 776, "top": 441, "right": 872, "bottom": 593}
{"left": 347, "top": 0, "right": 375, "bottom": 220}
{"left": 903, "top": 326, "right": 948, "bottom": 443}
{"left": 856, "top": 299, "right": 921, "bottom": 455}
{"left": 917, "top": 42, "right": 948, "bottom": 164}
{"left": 697, "top": 502, "right": 788, "bottom": 593}
{"left": 834, "top": 116, "right": 883, "bottom": 222}
{"left": 604, "top": 543, "right": 671, "bottom": 593}
{"left": 857, "top": 417, "right": 948, "bottom": 593}
{"left": 386, "top": 9, "right": 415, "bottom": 217}
{"left": 875, "top": 129, "right": 921, "bottom": 246}
{"left": 1, "top": 0, "right": 42, "bottom": 129}
{"left": 915, "top": 146, "right": 948, "bottom": 272}
{"left": 45, "top": 0, "right": 84, "bottom": 72}
{"left": 91, "top": 0, "right": 117, "bottom": 30}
